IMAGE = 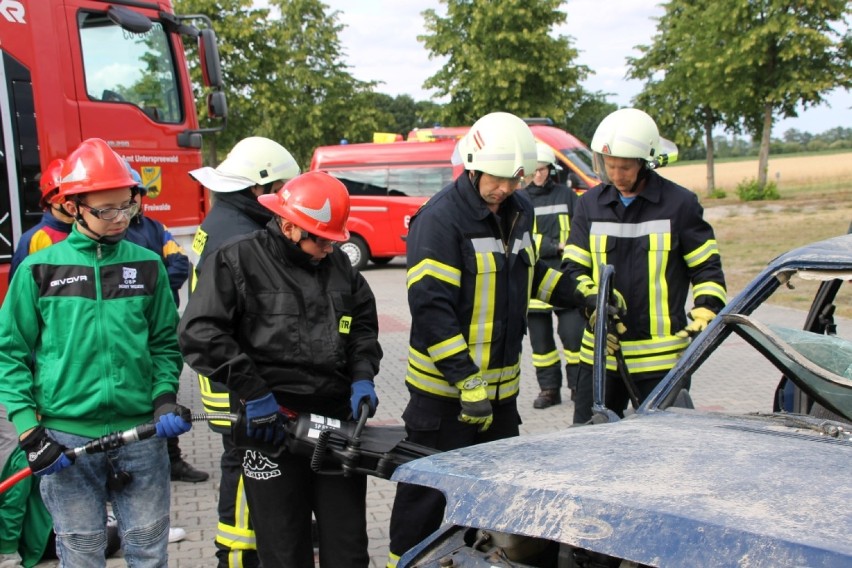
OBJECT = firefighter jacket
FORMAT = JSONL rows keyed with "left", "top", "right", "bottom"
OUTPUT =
{"left": 405, "top": 173, "right": 578, "bottom": 403}
{"left": 126, "top": 214, "right": 189, "bottom": 306}
{"left": 0, "top": 226, "right": 182, "bottom": 438}
{"left": 188, "top": 191, "right": 273, "bottom": 431}
{"left": 522, "top": 178, "right": 578, "bottom": 312}
{"left": 8, "top": 210, "right": 72, "bottom": 282}
{"left": 562, "top": 170, "right": 727, "bottom": 378}
{"left": 179, "top": 219, "right": 383, "bottom": 420}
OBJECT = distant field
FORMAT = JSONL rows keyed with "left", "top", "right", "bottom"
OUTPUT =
{"left": 659, "top": 151, "right": 852, "bottom": 194}
{"left": 653, "top": 152, "right": 852, "bottom": 316}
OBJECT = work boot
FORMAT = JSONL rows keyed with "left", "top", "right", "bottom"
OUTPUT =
{"left": 533, "top": 389, "right": 561, "bottom": 409}
{"left": 170, "top": 458, "right": 210, "bottom": 483}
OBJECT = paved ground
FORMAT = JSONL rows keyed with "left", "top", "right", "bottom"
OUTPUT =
{"left": 34, "top": 257, "right": 848, "bottom": 567}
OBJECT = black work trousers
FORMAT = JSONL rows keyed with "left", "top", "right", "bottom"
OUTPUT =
{"left": 216, "top": 436, "right": 259, "bottom": 568}
{"left": 527, "top": 308, "right": 584, "bottom": 391}
{"left": 242, "top": 447, "right": 368, "bottom": 568}
{"left": 387, "top": 392, "right": 521, "bottom": 561}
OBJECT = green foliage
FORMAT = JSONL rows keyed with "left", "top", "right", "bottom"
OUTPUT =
{"left": 564, "top": 90, "right": 617, "bottom": 144}
{"left": 708, "top": 189, "right": 727, "bottom": 199}
{"left": 419, "top": 0, "right": 589, "bottom": 124}
{"left": 736, "top": 178, "right": 780, "bottom": 202}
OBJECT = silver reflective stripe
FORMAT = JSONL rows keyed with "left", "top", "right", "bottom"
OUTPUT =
{"left": 511, "top": 231, "right": 533, "bottom": 256}
{"left": 470, "top": 237, "right": 503, "bottom": 254}
{"left": 534, "top": 204, "right": 569, "bottom": 216}
{"left": 591, "top": 220, "right": 671, "bottom": 238}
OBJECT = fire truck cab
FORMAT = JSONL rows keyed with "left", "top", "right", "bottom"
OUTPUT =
{"left": 0, "top": 0, "right": 225, "bottom": 302}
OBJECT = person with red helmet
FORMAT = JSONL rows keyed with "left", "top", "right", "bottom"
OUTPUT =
{"left": 0, "top": 138, "right": 190, "bottom": 566}
{"left": 8, "top": 158, "right": 75, "bottom": 282}
{"left": 180, "top": 171, "right": 382, "bottom": 567}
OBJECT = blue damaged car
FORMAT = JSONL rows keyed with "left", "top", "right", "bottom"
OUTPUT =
{"left": 393, "top": 233, "right": 852, "bottom": 568}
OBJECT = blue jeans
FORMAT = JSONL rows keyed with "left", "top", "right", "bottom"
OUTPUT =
{"left": 39, "top": 430, "right": 170, "bottom": 567}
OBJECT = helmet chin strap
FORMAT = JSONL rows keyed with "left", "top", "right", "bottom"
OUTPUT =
{"left": 71, "top": 197, "right": 127, "bottom": 245}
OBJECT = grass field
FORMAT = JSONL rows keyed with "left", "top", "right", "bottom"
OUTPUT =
{"left": 658, "top": 151, "right": 852, "bottom": 317}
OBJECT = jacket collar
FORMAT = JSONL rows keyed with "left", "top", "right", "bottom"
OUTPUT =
{"left": 66, "top": 224, "right": 122, "bottom": 256}
{"left": 265, "top": 219, "right": 324, "bottom": 270}
{"left": 42, "top": 209, "right": 73, "bottom": 233}
{"left": 597, "top": 170, "right": 664, "bottom": 207}
{"left": 217, "top": 191, "right": 274, "bottom": 226}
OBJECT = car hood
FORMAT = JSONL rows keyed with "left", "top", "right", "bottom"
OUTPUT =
{"left": 393, "top": 411, "right": 852, "bottom": 567}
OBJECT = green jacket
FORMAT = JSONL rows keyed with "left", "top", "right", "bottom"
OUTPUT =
{"left": 0, "top": 447, "right": 52, "bottom": 567}
{"left": 0, "top": 226, "right": 182, "bottom": 438}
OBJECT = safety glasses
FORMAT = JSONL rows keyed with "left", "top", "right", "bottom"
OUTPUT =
{"left": 79, "top": 201, "right": 139, "bottom": 221}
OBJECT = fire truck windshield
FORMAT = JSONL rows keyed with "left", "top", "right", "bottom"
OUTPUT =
{"left": 78, "top": 13, "right": 182, "bottom": 124}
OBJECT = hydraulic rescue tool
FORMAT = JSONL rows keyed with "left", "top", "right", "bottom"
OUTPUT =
{"left": 0, "top": 406, "right": 436, "bottom": 494}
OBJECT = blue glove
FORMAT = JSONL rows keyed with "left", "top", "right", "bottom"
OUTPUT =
{"left": 19, "top": 426, "right": 75, "bottom": 476}
{"left": 154, "top": 403, "right": 192, "bottom": 438}
{"left": 350, "top": 380, "right": 378, "bottom": 420}
{"left": 245, "top": 393, "right": 287, "bottom": 445}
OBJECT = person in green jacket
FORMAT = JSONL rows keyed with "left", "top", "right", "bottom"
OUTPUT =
{"left": 0, "top": 138, "right": 190, "bottom": 567}
{"left": 0, "top": 405, "right": 51, "bottom": 568}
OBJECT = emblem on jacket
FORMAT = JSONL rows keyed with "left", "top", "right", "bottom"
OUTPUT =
{"left": 119, "top": 266, "right": 144, "bottom": 290}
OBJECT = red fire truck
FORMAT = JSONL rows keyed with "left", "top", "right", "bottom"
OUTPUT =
{"left": 0, "top": 0, "right": 225, "bottom": 301}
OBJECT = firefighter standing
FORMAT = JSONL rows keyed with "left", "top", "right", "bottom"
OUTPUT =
{"left": 187, "top": 136, "right": 300, "bottom": 568}
{"left": 179, "top": 172, "right": 382, "bottom": 567}
{"left": 523, "top": 142, "right": 585, "bottom": 409}
{"left": 562, "top": 108, "right": 727, "bottom": 423}
{"left": 386, "top": 112, "right": 579, "bottom": 566}
{"left": 8, "top": 159, "right": 73, "bottom": 282}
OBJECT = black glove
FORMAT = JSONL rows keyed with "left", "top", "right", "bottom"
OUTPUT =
{"left": 19, "top": 426, "right": 75, "bottom": 476}
{"left": 154, "top": 401, "right": 193, "bottom": 438}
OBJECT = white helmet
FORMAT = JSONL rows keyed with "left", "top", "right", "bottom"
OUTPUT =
{"left": 190, "top": 136, "right": 300, "bottom": 193}
{"left": 454, "top": 112, "right": 536, "bottom": 178}
{"left": 535, "top": 142, "right": 557, "bottom": 166}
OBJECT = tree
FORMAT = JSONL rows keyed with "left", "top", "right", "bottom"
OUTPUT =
{"left": 419, "top": 0, "right": 589, "bottom": 125}
{"left": 564, "top": 90, "right": 617, "bottom": 145}
{"left": 175, "top": 0, "right": 383, "bottom": 167}
{"left": 627, "top": 1, "right": 740, "bottom": 196}
{"left": 720, "top": 0, "right": 851, "bottom": 190}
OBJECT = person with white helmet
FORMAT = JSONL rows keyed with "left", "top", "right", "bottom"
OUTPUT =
{"left": 180, "top": 172, "right": 382, "bottom": 567}
{"left": 385, "top": 112, "right": 579, "bottom": 567}
{"left": 187, "top": 136, "right": 300, "bottom": 568}
{"left": 562, "top": 108, "right": 727, "bottom": 424}
{"left": 522, "top": 142, "right": 585, "bottom": 409}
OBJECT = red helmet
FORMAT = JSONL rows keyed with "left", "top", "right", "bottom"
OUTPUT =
{"left": 39, "top": 158, "right": 65, "bottom": 207}
{"left": 58, "top": 138, "right": 136, "bottom": 199}
{"left": 258, "top": 171, "right": 351, "bottom": 241}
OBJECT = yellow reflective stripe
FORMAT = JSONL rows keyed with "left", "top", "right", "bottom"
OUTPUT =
{"left": 590, "top": 234, "right": 608, "bottom": 283}
{"left": 564, "top": 348, "right": 580, "bottom": 365}
{"left": 563, "top": 244, "right": 591, "bottom": 267}
{"left": 406, "top": 366, "right": 459, "bottom": 397}
{"left": 408, "top": 347, "right": 440, "bottom": 374}
{"left": 535, "top": 267, "right": 562, "bottom": 304}
{"left": 529, "top": 297, "right": 552, "bottom": 310}
{"left": 387, "top": 552, "right": 401, "bottom": 568}
{"left": 198, "top": 374, "right": 232, "bottom": 425}
{"left": 427, "top": 334, "right": 468, "bottom": 361}
{"left": 470, "top": 252, "right": 497, "bottom": 371}
{"left": 580, "top": 329, "right": 689, "bottom": 355}
{"left": 647, "top": 232, "right": 672, "bottom": 337}
{"left": 693, "top": 281, "right": 727, "bottom": 304}
{"left": 532, "top": 349, "right": 561, "bottom": 368}
{"left": 684, "top": 239, "right": 720, "bottom": 268}
{"left": 407, "top": 258, "right": 462, "bottom": 288}
{"left": 215, "top": 473, "right": 255, "bottom": 550}
{"left": 406, "top": 359, "right": 520, "bottom": 400}
{"left": 511, "top": 231, "right": 533, "bottom": 256}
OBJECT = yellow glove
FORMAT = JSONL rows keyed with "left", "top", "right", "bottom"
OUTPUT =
{"left": 675, "top": 307, "right": 716, "bottom": 338}
{"left": 456, "top": 376, "right": 492, "bottom": 432}
{"left": 589, "top": 312, "right": 627, "bottom": 355}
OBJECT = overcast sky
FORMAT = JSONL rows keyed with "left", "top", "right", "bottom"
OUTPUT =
{"left": 319, "top": 0, "right": 850, "bottom": 137}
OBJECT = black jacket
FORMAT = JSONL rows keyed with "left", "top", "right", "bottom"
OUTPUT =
{"left": 404, "top": 173, "right": 577, "bottom": 402}
{"left": 180, "top": 220, "right": 382, "bottom": 419}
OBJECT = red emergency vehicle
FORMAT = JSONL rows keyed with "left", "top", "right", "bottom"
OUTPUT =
{"left": 409, "top": 122, "right": 599, "bottom": 192}
{"left": 0, "top": 0, "right": 225, "bottom": 301}
{"left": 312, "top": 123, "right": 599, "bottom": 270}
{"left": 310, "top": 139, "right": 462, "bottom": 270}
